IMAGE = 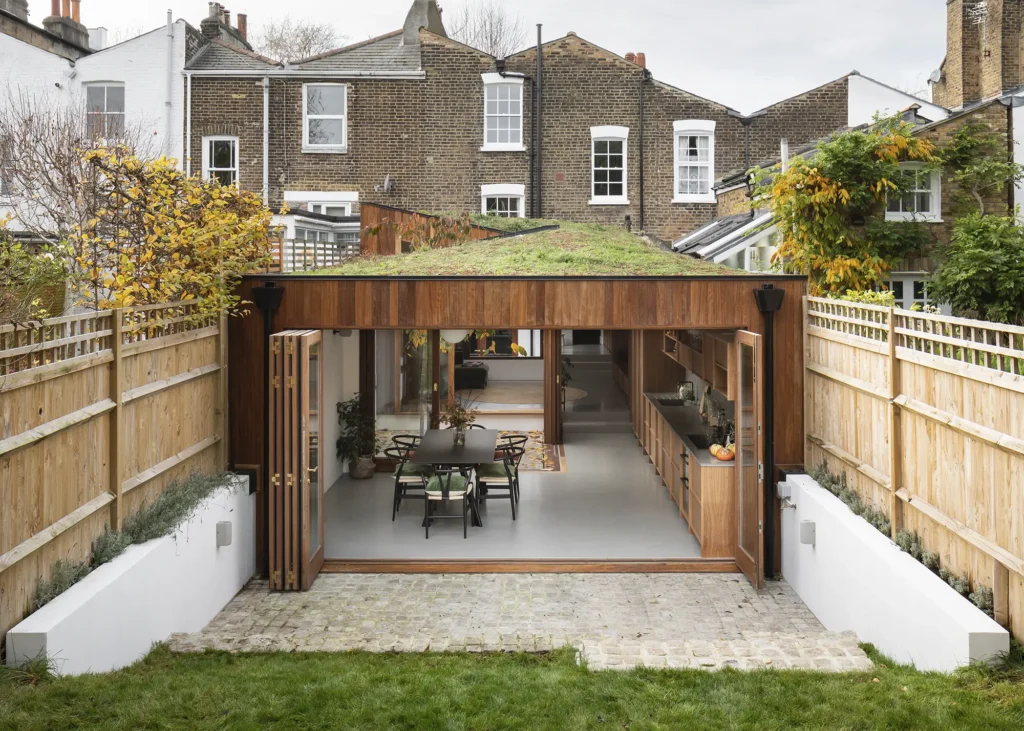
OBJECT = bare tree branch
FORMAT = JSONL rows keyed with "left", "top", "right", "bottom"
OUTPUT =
{"left": 446, "top": 0, "right": 527, "bottom": 58}
{"left": 249, "top": 18, "right": 344, "bottom": 62}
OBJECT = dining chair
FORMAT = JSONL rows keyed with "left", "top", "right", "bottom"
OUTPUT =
{"left": 495, "top": 435, "right": 528, "bottom": 501}
{"left": 422, "top": 465, "right": 479, "bottom": 539}
{"left": 476, "top": 445, "right": 524, "bottom": 519}
{"left": 385, "top": 445, "right": 429, "bottom": 521}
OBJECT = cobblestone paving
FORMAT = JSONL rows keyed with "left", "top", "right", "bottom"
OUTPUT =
{"left": 168, "top": 574, "right": 872, "bottom": 671}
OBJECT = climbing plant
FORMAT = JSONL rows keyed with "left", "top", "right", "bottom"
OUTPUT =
{"left": 752, "top": 117, "right": 934, "bottom": 295}
{"left": 937, "top": 121, "right": 1024, "bottom": 216}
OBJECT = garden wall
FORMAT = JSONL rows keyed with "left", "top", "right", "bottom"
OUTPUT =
{"left": 0, "top": 303, "right": 229, "bottom": 659}
{"left": 5, "top": 480, "right": 255, "bottom": 675}
{"left": 803, "top": 296, "right": 1024, "bottom": 643}
{"left": 781, "top": 473, "right": 1008, "bottom": 672}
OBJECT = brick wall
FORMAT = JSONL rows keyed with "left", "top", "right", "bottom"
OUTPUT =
{"left": 716, "top": 185, "right": 751, "bottom": 217}
{"left": 188, "top": 29, "right": 850, "bottom": 242}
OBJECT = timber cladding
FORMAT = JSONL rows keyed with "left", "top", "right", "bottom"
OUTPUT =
{"left": 804, "top": 297, "right": 1024, "bottom": 642}
{"left": 0, "top": 303, "right": 229, "bottom": 657}
{"left": 359, "top": 202, "right": 504, "bottom": 256}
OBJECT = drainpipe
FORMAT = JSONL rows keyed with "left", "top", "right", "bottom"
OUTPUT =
{"left": 262, "top": 76, "right": 270, "bottom": 204}
{"left": 729, "top": 108, "right": 767, "bottom": 218}
{"left": 252, "top": 282, "right": 284, "bottom": 576}
{"left": 165, "top": 11, "right": 174, "bottom": 159}
{"left": 754, "top": 284, "right": 785, "bottom": 579}
{"left": 638, "top": 68, "right": 651, "bottom": 232}
{"left": 185, "top": 71, "right": 193, "bottom": 176}
{"left": 535, "top": 24, "right": 543, "bottom": 218}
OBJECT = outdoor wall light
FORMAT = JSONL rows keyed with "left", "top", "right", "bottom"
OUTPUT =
{"left": 440, "top": 329, "right": 471, "bottom": 343}
{"left": 800, "top": 520, "right": 816, "bottom": 547}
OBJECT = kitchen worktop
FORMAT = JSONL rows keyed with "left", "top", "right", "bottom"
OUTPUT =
{"left": 644, "top": 393, "right": 735, "bottom": 468}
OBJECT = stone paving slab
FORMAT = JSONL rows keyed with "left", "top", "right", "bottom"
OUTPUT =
{"left": 168, "top": 574, "right": 872, "bottom": 672}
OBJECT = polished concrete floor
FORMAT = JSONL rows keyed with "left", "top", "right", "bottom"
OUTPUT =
{"left": 322, "top": 431, "right": 701, "bottom": 560}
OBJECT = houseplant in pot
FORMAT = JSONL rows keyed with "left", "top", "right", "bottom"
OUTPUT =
{"left": 440, "top": 400, "right": 479, "bottom": 445}
{"left": 336, "top": 396, "right": 382, "bottom": 479}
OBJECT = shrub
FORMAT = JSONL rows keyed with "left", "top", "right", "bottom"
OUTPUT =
{"left": 122, "top": 473, "right": 227, "bottom": 544}
{"left": 33, "top": 560, "right": 90, "bottom": 611}
{"left": 91, "top": 529, "right": 132, "bottom": 566}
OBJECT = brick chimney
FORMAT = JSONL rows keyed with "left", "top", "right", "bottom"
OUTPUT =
{"left": 0, "top": 0, "right": 30, "bottom": 21}
{"left": 635, "top": 52, "right": 646, "bottom": 69}
{"left": 237, "top": 13, "right": 247, "bottom": 40}
{"left": 201, "top": 2, "right": 224, "bottom": 41}
{"left": 932, "top": 1, "right": 1023, "bottom": 109}
{"left": 402, "top": 0, "right": 446, "bottom": 46}
{"left": 42, "top": 0, "right": 90, "bottom": 49}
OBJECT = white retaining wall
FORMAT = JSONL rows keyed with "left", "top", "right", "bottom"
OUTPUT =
{"left": 781, "top": 473, "right": 1008, "bottom": 672}
{"left": 6, "top": 478, "right": 255, "bottom": 676}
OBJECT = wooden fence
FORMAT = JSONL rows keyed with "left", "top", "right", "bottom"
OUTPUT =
{"left": 0, "top": 302, "right": 228, "bottom": 656}
{"left": 360, "top": 202, "right": 504, "bottom": 256}
{"left": 803, "top": 296, "right": 1024, "bottom": 641}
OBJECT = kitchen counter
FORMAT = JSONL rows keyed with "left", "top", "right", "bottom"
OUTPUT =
{"left": 644, "top": 393, "right": 734, "bottom": 468}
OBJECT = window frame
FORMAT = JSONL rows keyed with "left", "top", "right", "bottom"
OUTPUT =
{"left": 303, "top": 83, "right": 348, "bottom": 153}
{"left": 309, "top": 202, "right": 353, "bottom": 217}
{"left": 480, "top": 183, "right": 526, "bottom": 218}
{"left": 673, "top": 120, "right": 716, "bottom": 204}
{"left": 201, "top": 135, "right": 239, "bottom": 188}
{"left": 84, "top": 82, "right": 125, "bottom": 141}
{"left": 889, "top": 273, "right": 932, "bottom": 310}
{"left": 481, "top": 73, "right": 526, "bottom": 152}
{"left": 885, "top": 162, "right": 942, "bottom": 222}
{"left": 589, "top": 126, "right": 630, "bottom": 206}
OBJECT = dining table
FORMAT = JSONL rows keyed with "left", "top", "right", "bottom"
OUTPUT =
{"left": 413, "top": 428, "right": 499, "bottom": 528}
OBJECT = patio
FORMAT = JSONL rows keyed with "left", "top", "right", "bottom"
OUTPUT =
{"left": 167, "top": 573, "right": 872, "bottom": 671}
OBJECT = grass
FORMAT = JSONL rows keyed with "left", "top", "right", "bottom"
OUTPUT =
{"left": 314, "top": 221, "right": 742, "bottom": 277}
{"left": 1, "top": 645, "right": 1023, "bottom": 729}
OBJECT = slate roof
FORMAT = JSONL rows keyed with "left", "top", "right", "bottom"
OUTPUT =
{"left": 186, "top": 40, "right": 281, "bottom": 70}
{"left": 291, "top": 31, "right": 421, "bottom": 74}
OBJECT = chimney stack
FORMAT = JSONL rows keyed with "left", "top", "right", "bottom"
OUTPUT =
{"left": 237, "top": 13, "right": 248, "bottom": 39}
{"left": 635, "top": 52, "right": 646, "bottom": 69}
{"left": 43, "top": 0, "right": 90, "bottom": 49}
{"left": 402, "top": 0, "right": 447, "bottom": 46}
{"left": 0, "top": 0, "right": 30, "bottom": 21}
{"left": 625, "top": 52, "right": 636, "bottom": 63}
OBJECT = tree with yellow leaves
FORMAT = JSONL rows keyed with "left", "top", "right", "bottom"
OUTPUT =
{"left": 72, "top": 146, "right": 273, "bottom": 315}
{"left": 753, "top": 117, "right": 934, "bottom": 295}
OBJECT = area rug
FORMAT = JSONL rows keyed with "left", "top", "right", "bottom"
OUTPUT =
{"left": 375, "top": 429, "right": 565, "bottom": 473}
{"left": 456, "top": 382, "right": 587, "bottom": 407}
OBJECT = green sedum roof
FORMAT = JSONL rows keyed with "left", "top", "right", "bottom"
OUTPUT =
{"left": 311, "top": 222, "right": 746, "bottom": 277}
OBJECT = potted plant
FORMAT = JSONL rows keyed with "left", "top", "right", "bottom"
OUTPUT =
{"left": 336, "top": 396, "right": 382, "bottom": 479}
{"left": 440, "top": 401, "right": 478, "bottom": 445}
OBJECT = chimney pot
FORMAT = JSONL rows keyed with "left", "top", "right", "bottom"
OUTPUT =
{"left": 625, "top": 52, "right": 636, "bottom": 63}
{"left": 237, "top": 13, "right": 248, "bottom": 39}
{"left": 71, "top": 0, "right": 80, "bottom": 23}
{"left": 61, "top": 0, "right": 70, "bottom": 18}
{"left": 223, "top": 9, "right": 231, "bottom": 26}
{"left": 635, "top": 52, "right": 646, "bottom": 69}
{"left": 50, "top": 0, "right": 59, "bottom": 16}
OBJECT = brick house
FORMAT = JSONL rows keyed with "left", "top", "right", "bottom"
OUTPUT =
{"left": 183, "top": 0, "right": 942, "bottom": 245}
{"left": 676, "top": 0, "right": 1024, "bottom": 309}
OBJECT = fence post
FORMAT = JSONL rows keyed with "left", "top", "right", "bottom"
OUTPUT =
{"left": 887, "top": 307, "right": 902, "bottom": 539}
{"left": 802, "top": 296, "right": 811, "bottom": 467}
{"left": 109, "top": 309, "right": 124, "bottom": 530}
{"left": 218, "top": 312, "right": 229, "bottom": 470}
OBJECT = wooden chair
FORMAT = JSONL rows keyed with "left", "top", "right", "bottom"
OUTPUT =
{"left": 385, "top": 444, "right": 429, "bottom": 521}
{"left": 422, "top": 466, "right": 479, "bottom": 539}
{"left": 476, "top": 445, "right": 524, "bottom": 518}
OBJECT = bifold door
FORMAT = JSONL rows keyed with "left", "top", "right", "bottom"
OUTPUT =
{"left": 268, "top": 330, "right": 324, "bottom": 591}
{"left": 735, "top": 330, "right": 765, "bottom": 589}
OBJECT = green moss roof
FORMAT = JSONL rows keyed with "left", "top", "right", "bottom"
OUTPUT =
{"left": 311, "top": 222, "right": 745, "bottom": 277}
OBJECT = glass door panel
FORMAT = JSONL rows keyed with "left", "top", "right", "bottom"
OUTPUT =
{"left": 300, "top": 331, "right": 324, "bottom": 589}
{"left": 735, "top": 330, "right": 764, "bottom": 589}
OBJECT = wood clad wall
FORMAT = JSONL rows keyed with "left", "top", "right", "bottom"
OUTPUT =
{"left": 804, "top": 297, "right": 1024, "bottom": 641}
{"left": 360, "top": 203, "right": 503, "bottom": 256}
{"left": 543, "top": 330, "right": 562, "bottom": 444}
{"left": 0, "top": 303, "right": 228, "bottom": 656}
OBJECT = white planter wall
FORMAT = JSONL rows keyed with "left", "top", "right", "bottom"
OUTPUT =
{"left": 6, "top": 478, "right": 255, "bottom": 676}
{"left": 781, "top": 474, "right": 1008, "bottom": 672}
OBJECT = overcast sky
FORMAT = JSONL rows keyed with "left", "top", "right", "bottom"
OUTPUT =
{"left": 33, "top": 0, "right": 947, "bottom": 113}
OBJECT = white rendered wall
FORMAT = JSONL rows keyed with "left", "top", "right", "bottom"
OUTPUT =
{"left": 847, "top": 74, "right": 949, "bottom": 128}
{"left": 469, "top": 358, "right": 544, "bottom": 381}
{"left": 6, "top": 479, "right": 255, "bottom": 676}
{"left": 323, "top": 329, "right": 361, "bottom": 489}
{"left": 781, "top": 474, "right": 1008, "bottom": 672}
{"left": 76, "top": 21, "right": 187, "bottom": 164}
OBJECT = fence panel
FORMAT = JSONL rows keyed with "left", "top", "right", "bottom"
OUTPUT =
{"left": 805, "top": 297, "right": 1024, "bottom": 641}
{"left": 0, "top": 304, "right": 228, "bottom": 657}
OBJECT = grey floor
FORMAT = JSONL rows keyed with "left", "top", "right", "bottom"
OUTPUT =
{"left": 324, "top": 349, "right": 701, "bottom": 560}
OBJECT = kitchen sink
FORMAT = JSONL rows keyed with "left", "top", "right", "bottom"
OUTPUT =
{"left": 686, "top": 434, "right": 713, "bottom": 450}
{"left": 657, "top": 397, "right": 689, "bottom": 407}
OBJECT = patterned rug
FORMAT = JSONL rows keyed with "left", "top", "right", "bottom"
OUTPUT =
{"left": 376, "top": 429, "right": 564, "bottom": 473}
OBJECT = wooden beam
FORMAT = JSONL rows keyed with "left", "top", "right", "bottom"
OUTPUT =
{"left": 430, "top": 330, "right": 440, "bottom": 428}
{"left": 897, "top": 347, "right": 1024, "bottom": 396}
{"left": 807, "top": 324, "right": 888, "bottom": 355}
{"left": 322, "top": 559, "right": 740, "bottom": 574}
{"left": 121, "top": 325, "right": 218, "bottom": 356}
{"left": 0, "top": 328, "right": 113, "bottom": 360}
{"left": 358, "top": 330, "right": 375, "bottom": 418}
{"left": 121, "top": 435, "right": 221, "bottom": 494}
{"left": 110, "top": 311, "right": 124, "bottom": 530}
{"left": 0, "top": 351, "right": 114, "bottom": 394}
{"left": 895, "top": 395, "right": 1024, "bottom": 460}
{"left": 806, "top": 361, "right": 889, "bottom": 401}
{"left": 806, "top": 433, "right": 891, "bottom": 490}
{"left": 0, "top": 398, "right": 116, "bottom": 459}
{"left": 895, "top": 488, "right": 1024, "bottom": 578}
{"left": 0, "top": 492, "right": 114, "bottom": 573}
{"left": 993, "top": 559, "right": 1010, "bottom": 628}
{"left": 122, "top": 363, "right": 220, "bottom": 405}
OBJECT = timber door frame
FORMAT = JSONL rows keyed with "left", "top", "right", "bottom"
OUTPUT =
{"left": 734, "top": 330, "right": 765, "bottom": 589}
{"left": 268, "top": 329, "right": 325, "bottom": 591}
{"left": 543, "top": 329, "right": 563, "bottom": 445}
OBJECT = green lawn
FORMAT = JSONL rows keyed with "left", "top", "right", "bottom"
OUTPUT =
{"left": 2, "top": 645, "right": 1023, "bottom": 730}
{"left": 314, "top": 222, "right": 741, "bottom": 277}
